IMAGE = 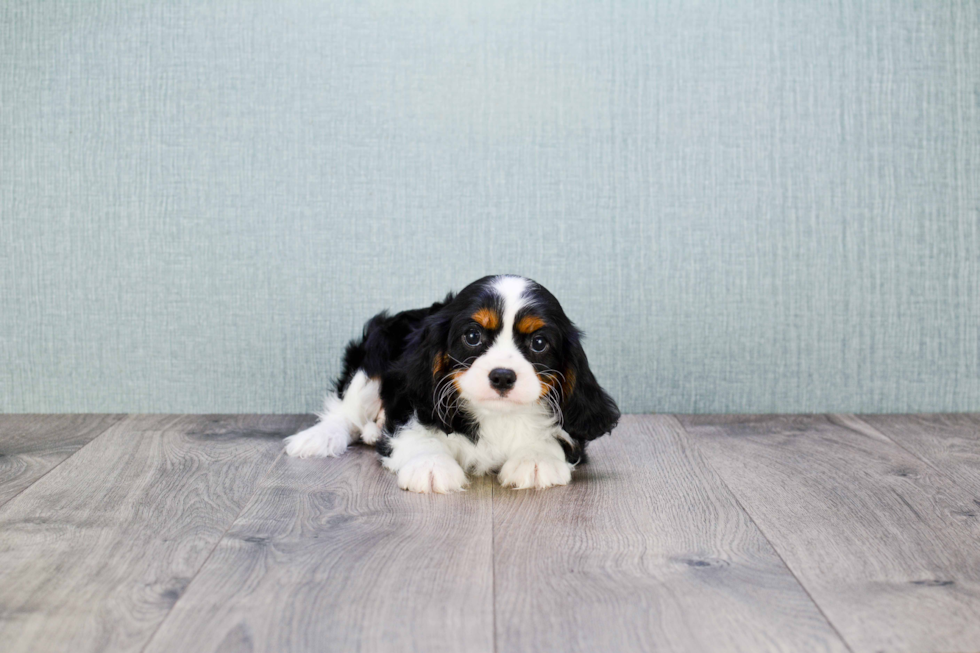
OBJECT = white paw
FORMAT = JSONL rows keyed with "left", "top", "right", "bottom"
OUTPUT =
{"left": 284, "top": 421, "right": 349, "bottom": 458}
{"left": 398, "top": 454, "right": 468, "bottom": 494}
{"left": 360, "top": 421, "right": 381, "bottom": 445}
{"left": 498, "top": 456, "right": 572, "bottom": 490}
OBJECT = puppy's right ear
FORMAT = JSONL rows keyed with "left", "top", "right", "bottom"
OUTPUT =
{"left": 402, "top": 308, "right": 458, "bottom": 434}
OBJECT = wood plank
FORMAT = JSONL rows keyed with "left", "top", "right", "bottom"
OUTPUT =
{"left": 854, "top": 414, "right": 980, "bottom": 496}
{"left": 493, "top": 415, "right": 849, "bottom": 653}
{"left": 678, "top": 414, "right": 980, "bottom": 653}
{"left": 142, "top": 444, "right": 495, "bottom": 653}
{"left": 0, "top": 414, "right": 312, "bottom": 653}
{"left": 0, "top": 414, "right": 124, "bottom": 507}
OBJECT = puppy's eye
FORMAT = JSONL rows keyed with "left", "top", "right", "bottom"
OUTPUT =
{"left": 530, "top": 334, "right": 548, "bottom": 353}
{"left": 463, "top": 328, "right": 483, "bottom": 347}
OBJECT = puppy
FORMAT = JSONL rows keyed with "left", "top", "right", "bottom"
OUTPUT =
{"left": 284, "top": 275, "right": 619, "bottom": 493}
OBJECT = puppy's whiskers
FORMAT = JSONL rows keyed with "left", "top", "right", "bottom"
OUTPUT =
{"left": 447, "top": 354, "right": 477, "bottom": 368}
{"left": 432, "top": 374, "right": 457, "bottom": 423}
{"left": 533, "top": 363, "right": 567, "bottom": 385}
{"left": 535, "top": 370, "right": 565, "bottom": 427}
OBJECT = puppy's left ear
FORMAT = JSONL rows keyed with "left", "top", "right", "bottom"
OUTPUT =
{"left": 561, "top": 328, "right": 620, "bottom": 441}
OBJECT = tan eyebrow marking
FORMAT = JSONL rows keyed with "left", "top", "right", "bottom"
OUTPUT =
{"left": 472, "top": 308, "right": 500, "bottom": 330}
{"left": 516, "top": 315, "right": 545, "bottom": 334}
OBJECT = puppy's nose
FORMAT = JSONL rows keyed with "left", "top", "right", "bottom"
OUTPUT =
{"left": 488, "top": 368, "right": 517, "bottom": 393}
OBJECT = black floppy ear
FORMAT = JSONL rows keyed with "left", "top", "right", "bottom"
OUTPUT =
{"left": 378, "top": 301, "right": 452, "bottom": 435}
{"left": 400, "top": 308, "right": 459, "bottom": 434}
{"left": 561, "top": 329, "right": 620, "bottom": 442}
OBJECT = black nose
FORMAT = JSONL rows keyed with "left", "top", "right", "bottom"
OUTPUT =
{"left": 488, "top": 368, "right": 517, "bottom": 392}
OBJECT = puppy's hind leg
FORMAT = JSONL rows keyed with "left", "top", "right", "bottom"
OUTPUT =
{"left": 284, "top": 394, "right": 352, "bottom": 458}
{"left": 285, "top": 370, "right": 381, "bottom": 458}
{"left": 360, "top": 408, "right": 386, "bottom": 446}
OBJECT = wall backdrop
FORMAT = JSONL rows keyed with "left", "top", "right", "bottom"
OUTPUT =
{"left": 2, "top": 1, "right": 979, "bottom": 414}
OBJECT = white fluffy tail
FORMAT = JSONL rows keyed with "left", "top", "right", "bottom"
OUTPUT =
{"left": 284, "top": 370, "right": 383, "bottom": 458}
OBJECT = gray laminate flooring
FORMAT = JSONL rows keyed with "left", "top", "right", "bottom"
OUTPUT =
{"left": 0, "top": 413, "right": 977, "bottom": 653}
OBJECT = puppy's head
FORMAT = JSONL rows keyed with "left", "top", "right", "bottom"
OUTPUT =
{"left": 411, "top": 275, "right": 619, "bottom": 441}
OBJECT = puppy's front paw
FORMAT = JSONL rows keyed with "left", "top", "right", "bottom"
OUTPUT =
{"left": 498, "top": 456, "right": 572, "bottom": 490}
{"left": 284, "top": 421, "right": 349, "bottom": 458}
{"left": 398, "top": 454, "right": 468, "bottom": 494}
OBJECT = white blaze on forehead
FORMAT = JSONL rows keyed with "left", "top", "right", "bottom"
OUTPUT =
{"left": 492, "top": 275, "right": 529, "bottom": 335}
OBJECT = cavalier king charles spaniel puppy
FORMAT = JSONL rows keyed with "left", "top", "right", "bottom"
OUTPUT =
{"left": 284, "top": 275, "right": 619, "bottom": 493}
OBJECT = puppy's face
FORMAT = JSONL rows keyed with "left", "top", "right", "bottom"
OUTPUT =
{"left": 444, "top": 276, "right": 562, "bottom": 411}
{"left": 418, "top": 276, "right": 618, "bottom": 444}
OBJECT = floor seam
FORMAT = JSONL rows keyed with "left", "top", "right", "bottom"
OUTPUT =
{"left": 0, "top": 414, "right": 126, "bottom": 512}
{"left": 838, "top": 413, "right": 977, "bottom": 492}
{"left": 137, "top": 442, "right": 288, "bottom": 653}
{"left": 669, "top": 414, "right": 857, "bottom": 653}
{"left": 491, "top": 478, "right": 498, "bottom": 653}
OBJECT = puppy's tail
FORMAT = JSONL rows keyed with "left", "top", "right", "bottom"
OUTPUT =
{"left": 284, "top": 370, "right": 382, "bottom": 458}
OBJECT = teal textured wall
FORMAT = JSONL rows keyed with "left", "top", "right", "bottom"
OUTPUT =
{"left": 2, "top": 1, "right": 979, "bottom": 414}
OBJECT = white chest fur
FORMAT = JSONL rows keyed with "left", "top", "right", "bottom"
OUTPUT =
{"left": 443, "top": 402, "right": 565, "bottom": 475}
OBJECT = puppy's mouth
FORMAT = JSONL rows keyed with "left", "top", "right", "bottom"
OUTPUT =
{"left": 472, "top": 392, "right": 534, "bottom": 408}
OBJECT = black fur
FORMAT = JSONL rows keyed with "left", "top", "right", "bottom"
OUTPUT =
{"left": 334, "top": 299, "right": 450, "bottom": 395}
{"left": 560, "top": 327, "right": 622, "bottom": 443}
{"left": 333, "top": 276, "right": 620, "bottom": 464}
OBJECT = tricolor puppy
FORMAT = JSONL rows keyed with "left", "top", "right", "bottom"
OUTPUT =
{"left": 284, "top": 275, "right": 620, "bottom": 493}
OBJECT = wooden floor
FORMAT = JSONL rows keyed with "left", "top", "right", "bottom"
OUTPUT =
{"left": 1, "top": 415, "right": 979, "bottom": 652}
